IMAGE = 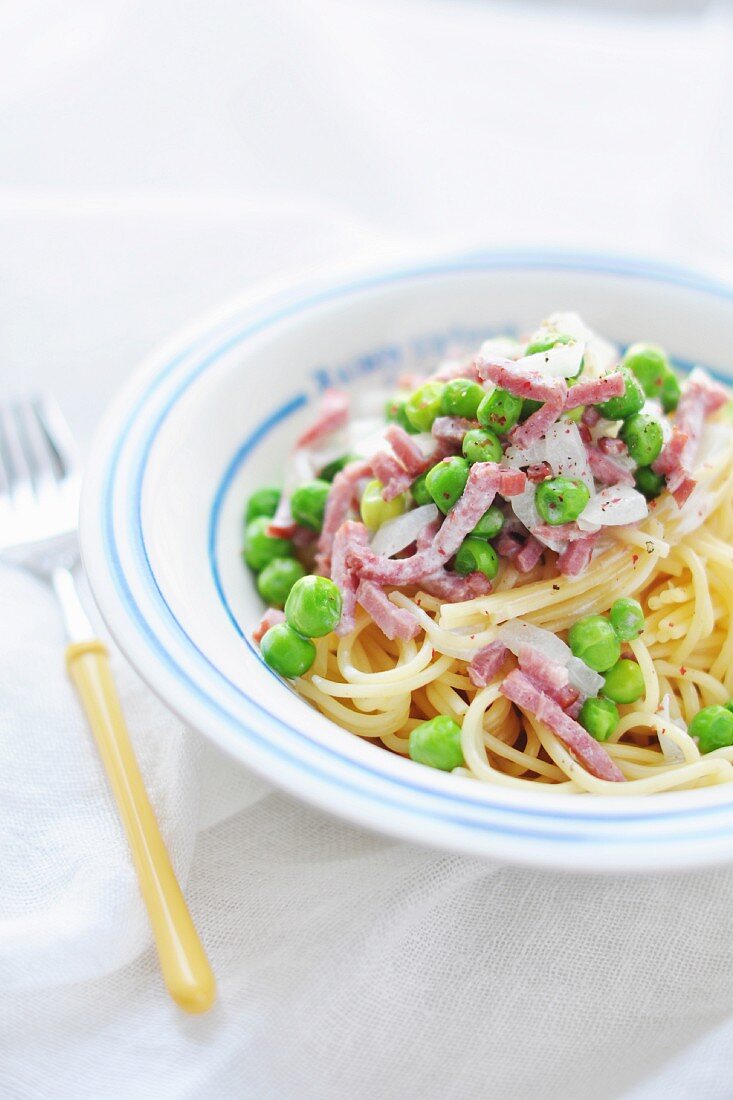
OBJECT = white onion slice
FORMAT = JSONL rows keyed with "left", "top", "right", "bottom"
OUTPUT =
{"left": 578, "top": 484, "right": 648, "bottom": 528}
{"left": 370, "top": 504, "right": 439, "bottom": 558}
{"left": 544, "top": 422, "right": 594, "bottom": 492}
{"left": 517, "top": 341, "right": 585, "bottom": 379}
{"left": 583, "top": 335, "right": 618, "bottom": 376}
{"left": 673, "top": 485, "right": 715, "bottom": 538}
{"left": 544, "top": 312, "right": 593, "bottom": 342}
{"left": 503, "top": 440, "right": 546, "bottom": 468}
{"left": 496, "top": 621, "right": 604, "bottom": 697}
{"left": 658, "top": 694, "right": 687, "bottom": 763}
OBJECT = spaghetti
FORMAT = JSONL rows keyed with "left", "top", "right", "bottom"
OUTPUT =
{"left": 246, "top": 314, "right": 733, "bottom": 794}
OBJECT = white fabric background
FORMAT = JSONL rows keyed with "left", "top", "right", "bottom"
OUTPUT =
{"left": 2, "top": 1, "right": 733, "bottom": 1097}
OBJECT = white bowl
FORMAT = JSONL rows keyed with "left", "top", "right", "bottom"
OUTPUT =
{"left": 81, "top": 249, "right": 733, "bottom": 873}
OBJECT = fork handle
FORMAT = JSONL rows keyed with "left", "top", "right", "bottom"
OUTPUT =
{"left": 66, "top": 640, "right": 216, "bottom": 1013}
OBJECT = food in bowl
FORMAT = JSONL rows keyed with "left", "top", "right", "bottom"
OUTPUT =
{"left": 244, "top": 311, "right": 733, "bottom": 795}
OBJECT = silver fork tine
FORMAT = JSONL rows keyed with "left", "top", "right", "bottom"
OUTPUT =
{"left": 0, "top": 402, "right": 34, "bottom": 501}
{"left": 34, "top": 395, "right": 80, "bottom": 479}
{"left": 16, "top": 397, "right": 59, "bottom": 494}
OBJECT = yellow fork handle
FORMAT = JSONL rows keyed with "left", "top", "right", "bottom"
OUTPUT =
{"left": 66, "top": 640, "right": 216, "bottom": 1013}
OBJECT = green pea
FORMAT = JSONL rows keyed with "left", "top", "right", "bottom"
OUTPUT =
{"left": 425, "top": 457, "right": 470, "bottom": 514}
{"left": 690, "top": 705, "right": 733, "bottom": 754}
{"left": 660, "top": 369, "right": 681, "bottom": 414}
{"left": 520, "top": 398, "right": 543, "bottom": 422}
{"left": 471, "top": 504, "right": 505, "bottom": 540}
{"left": 526, "top": 332, "right": 573, "bottom": 355}
{"left": 291, "top": 479, "right": 331, "bottom": 532}
{"left": 409, "top": 715, "right": 464, "bottom": 771}
{"left": 260, "top": 622, "right": 316, "bottom": 678}
{"left": 568, "top": 615, "right": 621, "bottom": 673}
{"left": 404, "top": 382, "right": 445, "bottom": 432}
{"left": 318, "top": 454, "right": 359, "bottom": 482}
{"left": 635, "top": 466, "right": 665, "bottom": 500}
{"left": 477, "top": 388, "right": 524, "bottom": 435}
{"left": 578, "top": 696, "right": 620, "bottom": 742}
{"left": 411, "top": 472, "right": 433, "bottom": 506}
{"left": 441, "top": 378, "right": 485, "bottom": 419}
{"left": 623, "top": 342, "right": 670, "bottom": 397}
{"left": 725, "top": 700, "right": 733, "bottom": 715}
{"left": 454, "top": 536, "right": 499, "bottom": 579}
{"left": 285, "top": 575, "right": 342, "bottom": 638}
{"left": 361, "top": 479, "right": 407, "bottom": 530}
{"left": 609, "top": 597, "right": 644, "bottom": 641}
{"left": 535, "top": 476, "right": 590, "bottom": 526}
{"left": 602, "top": 658, "right": 645, "bottom": 704}
{"left": 620, "top": 413, "right": 663, "bottom": 466}
{"left": 256, "top": 558, "right": 306, "bottom": 608}
{"left": 386, "top": 395, "right": 420, "bottom": 435}
{"left": 462, "top": 427, "right": 502, "bottom": 464}
{"left": 597, "top": 366, "right": 645, "bottom": 420}
{"left": 245, "top": 487, "right": 281, "bottom": 524}
{"left": 243, "top": 516, "right": 294, "bottom": 572}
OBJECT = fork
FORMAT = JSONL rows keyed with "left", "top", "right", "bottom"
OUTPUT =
{"left": 0, "top": 396, "right": 216, "bottom": 1013}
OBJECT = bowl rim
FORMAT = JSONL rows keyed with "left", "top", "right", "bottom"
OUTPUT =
{"left": 80, "top": 246, "right": 733, "bottom": 873}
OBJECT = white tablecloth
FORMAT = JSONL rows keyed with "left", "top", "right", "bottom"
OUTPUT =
{"left": 3, "top": 2, "right": 733, "bottom": 1096}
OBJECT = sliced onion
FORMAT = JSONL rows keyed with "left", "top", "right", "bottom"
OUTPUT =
{"left": 578, "top": 484, "right": 648, "bottom": 528}
{"left": 544, "top": 312, "right": 593, "bottom": 342}
{"left": 348, "top": 416, "right": 389, "bottom": 459}
{"left": 674, "top": 485, "right": 715, "bottom": 537}
{"left": 496, "top": 621, "right": 604, "bottom": 697}
{"left": 510, "top": 482, "right": 541, "bottom": 530}
{"left": 583, "top": 335, "right": 618, "bottom": 376}
{"left": 658, "top": 694, "right": 687, "bottom": 763}
{"left": 370, "top": 504, "right": 439, "bottom": 558}
{"left": 544, "top": 421, "right": 594, "bottom": 491}
{"left": 503, "top": 440, "right": 546, "bottom": 468}
{"left": 694, "top": 421, "right": 733, "bottom": 473}
{"left": 517, "top": 341, "right": 584, "bottom": 379}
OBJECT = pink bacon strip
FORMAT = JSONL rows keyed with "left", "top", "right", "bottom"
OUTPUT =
{"left": 653, "top": 369, "right": 727, "bottom": 506}
{"left": 384, "top": 424, "right": 430, "bottom": 478}
{"left": 468, "top": 641, "right": 510, "bottom": 687}
{"left": 315, "top": 459, "right": 372, "bottom": 575}
{"left": 418, "top": 571, "right": 493, "bottom": 601}
{"left": 347, "top": 463, "right": 526, "bottom": 585}
{"left": 253, "top": 609, "right": 285, "bottom": 645}
{"left": 501, "top": 669, "right": 625, "bottom": 782}
{"left": 431, "top": 416, "right": 480, "bottom": 447}
{"left": 564, "top": 373, "right": 625, "bottom": 410}
{"left": 356, "top": 581, "right": 420, "bottom": 641}
{"left": 332, "top": 521, "right": 369, "bottom": 636}
{"left": 585, "top": 443, "right": 634, "bottom": 487}
{"left": 295, "top": 389, "right": 348, "bottom": 448}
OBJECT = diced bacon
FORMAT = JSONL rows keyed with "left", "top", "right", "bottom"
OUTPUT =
{"left": 397, "top": 372, "right": 424, "bottom": 390}
{"left": 653, "top": 425, "right": 687, "bottom": 477}
{"left": 585, "top": 443, "right": 635, "bottom": 487}
{"left": 672, "top": 476, "right": 696, "bottom": 507}
{"left": 652, "top": 370, "right": 728, "bottom": 506}
{"left": 515, "top": 535, "right": 544, "bottom": 573}
{"left": 384, "top": 424, "right": 430, "bottom": 477}
{"left": 500, "top": 669, "right": 625, "bottom": 782}
{"left": 291, "top": 525, "right": 318, "bottom": 550}
{"left": 475, "top": 357, "right": 565, "bottom": 403}
{"left": 418, "top": 570, "right": 493, "bottom": 601}
{"left": 356, "top": 580, "right": 420, "bottom": 641}
{"left": 316, "top": 459, "right": 372, "bottom": 575}
{"left": 295, "top": 389, "right": 349, "bottom": 448}
{"left": 468, "top": 641, "right": 510, "bottom": 687}
{"left": 495, "top": 530, "right": 523, "bottom": 560}
{"left": 372, "top": 449, "right": 405, "bottom": 488}
{"left": 582, "top": 406, "right": 601, "bottom": 427}
{"left": 432, "top": 416, "right": 480, "bottom": 446}
{"left": 382, "top": 469, "right": 414, "bottom": 502}
{"left": 267, "top": 509, "right": 298, "bottom": 539}
{"left": 527, "top": 462, "right": 552, "bottom": 483}
{"left": 517, "top": 645, "right": 568, "bottom": 692}
{"left": 598, "top": 437, "right": 628, "bottom": 457}
{"left": 432, "top": 360, "right": 480, "bottom": 383}
{"left": 347, "top": 463, "right": 526, "bottom": 585}
{"left": 332, "top": 521, "right": 369, "bottom": 636}
{"left": 510, "top": 390, "right": 565, "bottom": 447}
{"left": 563, "top": 372, "right": 625, "bottom": 410}
{"left": 253, "top": 609, "right": 285, "bottom": 644}
{"left": 531, "top": 522, "right": 589, "bottom": 543}
{"left": 416, "top": 515, "right": 442, "bottom": 551}
{"left": 557, "top": 534, "right": 598, "bottom": 576}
